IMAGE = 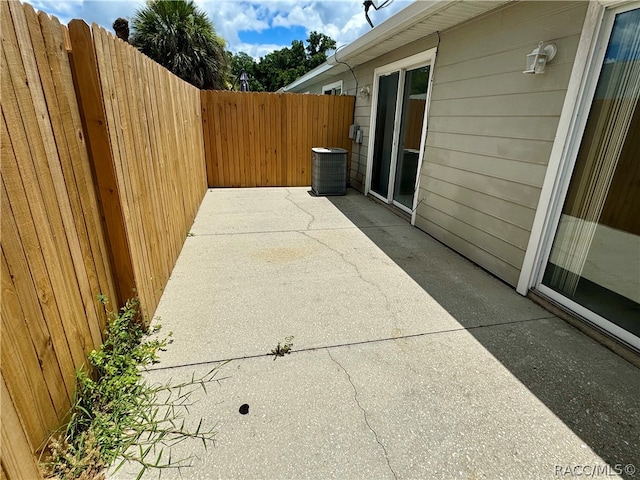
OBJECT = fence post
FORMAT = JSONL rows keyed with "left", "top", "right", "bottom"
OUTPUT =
{"left": 67, "top": 20, "right": 135, "bottom": 308}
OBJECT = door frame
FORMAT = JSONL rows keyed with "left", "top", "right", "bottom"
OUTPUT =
{"left": 365, "top": 48, "right": 436, "bottom": 224}
{"left": 516, "top": 0, "right": 640, "bottom": 350}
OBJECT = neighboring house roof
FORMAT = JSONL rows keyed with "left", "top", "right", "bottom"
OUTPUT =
{"left": 283, "top": 0, "right": 512, "bottom": 92}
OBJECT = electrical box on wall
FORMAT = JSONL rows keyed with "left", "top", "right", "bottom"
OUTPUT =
{"left": 355, "top": 129, "right": 363, "bottom": 144}
{"left": 348, "top": 124, "right": 358, "bottom": 139}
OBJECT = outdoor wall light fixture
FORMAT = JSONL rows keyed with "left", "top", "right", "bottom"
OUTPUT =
{"left": 359, "top": 86, "right": 370, "bottom": 99}
{"left": 524, "top": 41, "right": 557, "bottom": 74}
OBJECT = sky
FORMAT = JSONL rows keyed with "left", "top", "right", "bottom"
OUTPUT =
{"left": 30, "top": 0, "right": 412, "bottom": 59}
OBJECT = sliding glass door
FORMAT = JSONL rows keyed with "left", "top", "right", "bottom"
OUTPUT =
{"left": 367, "top": 50, "right": 435, "bottom": 217}
{"left": 393, "top": 66, "right": 430, "bottom": 209}
{"left": 370, "top": 72, "right": 399, "bottom": 198}
{"left": 539, "top": 6, "right": 640, "bottom": 342}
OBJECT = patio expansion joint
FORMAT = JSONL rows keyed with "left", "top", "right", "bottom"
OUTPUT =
{"left": 284, "top": 188, "right": 316, "bottom": 230}
{"left": 326, "top": 348, "right": 398, "bottom": 480}
{"left": 147, "top": 316, "right": 560, "bottom": 373}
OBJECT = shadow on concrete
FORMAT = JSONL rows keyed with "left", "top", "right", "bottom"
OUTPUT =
{"left": 327, "top": 189, "right": 640, "bottom": 478}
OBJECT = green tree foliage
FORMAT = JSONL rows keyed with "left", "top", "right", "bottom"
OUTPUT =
{"left": 131, "top": 0, "right": 228, "bottom": 90}
{"left": 306, "top": 31, "right": 336, "bottom": 69}
{"left": 229, "top": 51, "right": 265, "bottom": 92}
{"left": 229, "top": 31, "right": 337, "bottom": 92}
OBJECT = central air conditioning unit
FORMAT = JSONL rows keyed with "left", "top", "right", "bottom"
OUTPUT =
{"left": 311, "top": 147, "right": 347, "bottom": 196}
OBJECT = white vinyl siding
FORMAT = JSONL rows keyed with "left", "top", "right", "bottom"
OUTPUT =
{"left": 415, "top": 1, "right": 588, "bottom": 286}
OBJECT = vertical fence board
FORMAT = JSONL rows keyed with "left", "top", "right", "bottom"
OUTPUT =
{"left": 1, "top": 375, "right": 43, "bottom": 480}
{"left": 251, "top": 96, "right": 259, "bottom": 186}
{"left": 237, "top": 93, "right": 248, "bottom": 186}
{"left": 257, "top": 95, "right": 265, "bottom": 185}
{"left": 68, "top": 19, "right": 135, "bottom": 307}
{"left": 201, "top": 93, "right": 213, "bottom": 186}
{"left": 274, "top": 94, "right": 283, "bottom": 185}
{"left": 105, "top": 29, "right": 151, "bottom": 309}
{"left": 211, "top": 94, "right": 222, "bottom": 187}
{"left": 164, "top": 70, "right": 182, "bottom": 271}
{"left": 229, "top": 95, "right": 240, "bottom": 186}
{"left": 247, "top": 93, "right": 256, "bottom": 187}
{"left": 216, "top": 96, "right": 226, "bottom": 186}
{"left": 221, "top": 96, "right": 230, "bottom": 185}
{"left": 284, "top": 94, "right": 292, "bottom": 186}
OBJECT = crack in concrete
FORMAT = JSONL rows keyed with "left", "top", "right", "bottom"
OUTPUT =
{"left": 284, "top": 188, "right": 316, "bottom": 230}
{"left": 327, "top": 349, "right": 398, "bottom": 480}
{"left": 300, "top": 230, "right": 398, "bottom": 324}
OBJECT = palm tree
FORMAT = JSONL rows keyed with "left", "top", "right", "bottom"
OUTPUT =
{"left": 112, "top": 17, "right": 129, "bottom": 42}
{"left": 131, "top": 0, "right": 227, "bottom": 90}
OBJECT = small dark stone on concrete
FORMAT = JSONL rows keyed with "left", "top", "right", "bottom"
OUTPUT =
{"left": 239, "top": 404, "right": 249, "bottom": 415}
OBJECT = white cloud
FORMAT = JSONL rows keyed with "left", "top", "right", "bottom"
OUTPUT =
{"left": 33, "top": 0, "right": 143, "bottom": 30}
{"left": 271, "top": 5, "right": 316, "bottom": 28}
{"left": 31, "top": 0, "right": 412, "bottom": 58}
{"left": 31, "top": 0, "right": 83, "bottom": 18}
{"left": 269, "top": 0, "right": 408, "bottom": 46}
{"left": 197, "top": 1, "right": 271, "bottom": 50}
{"left": 202, "top": 0, "right": 411, "bottom": 56}
{"left": 234, "top": 42, "right": 290, "bottom": 59}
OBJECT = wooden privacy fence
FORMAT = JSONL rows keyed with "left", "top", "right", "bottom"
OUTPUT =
{"left": 1, "top": 4, "right": 116, "bottom": 477}
{"left": 201, "top": 91, "right": 356, "bottom": 187}
{"left": 69, "top": 19, "right": 206, "bottom": 317}
{"left": 1, "top": 3, "right": 206, "bottom": 479}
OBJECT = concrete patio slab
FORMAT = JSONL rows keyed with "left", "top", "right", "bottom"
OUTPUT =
{"left": 111, "top": 187, "right": 639, "bottom": 480}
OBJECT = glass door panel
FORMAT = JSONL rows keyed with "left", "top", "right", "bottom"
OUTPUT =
{"left": 541, "top": 7, "right": 640, "bottom": 336}
{"left": 393, "top": 66, "right": 430, "bottom": 209}
{"left": 371, "top": 72, "right": 399, "bottom": 198}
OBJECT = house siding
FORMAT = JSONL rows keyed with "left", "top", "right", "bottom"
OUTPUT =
{"left": 417, "top": 0, "right": 588, "bottom": 286}
{"left": 292, "top": 1, "right": 589, "bottom": 287}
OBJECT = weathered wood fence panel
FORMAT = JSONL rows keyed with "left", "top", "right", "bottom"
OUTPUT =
{"left": 1, "top": 4, "right": 207, "bottom": 479}
{"left": 201, "top": 91, "right": 355, "bottom": 187}
{"left": 69, "top": 20, "right": 207, "bottom": 319}
{"left": 1, "top": 3, "right": 117, "bottom": 478}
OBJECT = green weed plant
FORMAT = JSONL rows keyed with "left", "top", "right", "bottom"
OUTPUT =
{"left": 41, "top": 298, "right": 223, "bottom": 480}
{"left": 270, "top": 336, "right": 294, "bottom": 360}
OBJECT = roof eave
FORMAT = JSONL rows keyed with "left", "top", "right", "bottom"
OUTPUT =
{"left": 284, "top": 0, "right": 513, "bottom": 93}
{"left": 283, "top": 1, "right": 456, "bottom": 92}
{"left": 331, "top": 0, "right": 455, "bottom": 65}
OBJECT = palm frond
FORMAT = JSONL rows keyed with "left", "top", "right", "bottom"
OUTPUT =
{"left": 131, "top": 0, "right": 227, "bottom": 89}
